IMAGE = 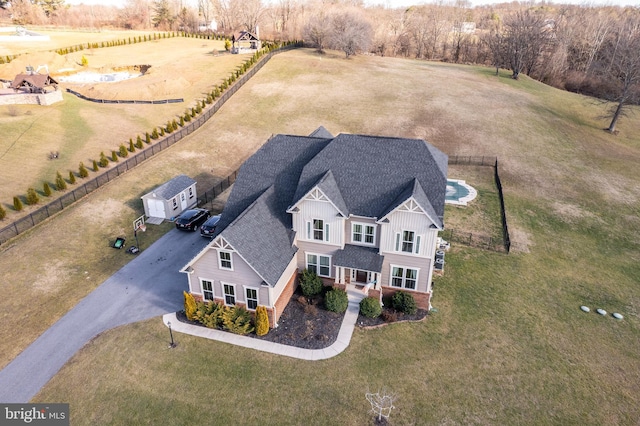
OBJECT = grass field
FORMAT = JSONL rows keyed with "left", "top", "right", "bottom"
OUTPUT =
{"left": 0, "top": 44, "right": 638, "bottom": 424}
{"left": 0, "top": 31, "right": 251, "bottom": 217}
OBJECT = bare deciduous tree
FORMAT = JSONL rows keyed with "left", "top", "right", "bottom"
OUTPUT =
{"left": 592, "top": 11, "right": 640, "bottom": 133}
{"left": 303, "top": 11, "right": 332, "bottom": 53}
{"left": 330, "top": 8, "right": 373, "bottom": 58}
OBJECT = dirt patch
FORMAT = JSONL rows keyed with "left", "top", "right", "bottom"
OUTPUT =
{"left": 31, "top": 260, "right": 71, "bottom": 294}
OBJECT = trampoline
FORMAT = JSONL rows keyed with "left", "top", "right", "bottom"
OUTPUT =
{"left": 445, "top": 179, "right": 477, "bottom": 206}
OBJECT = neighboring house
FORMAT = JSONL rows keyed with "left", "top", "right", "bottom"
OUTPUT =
{"left": 141, "top": 175, "right": 197, "bottom": 221}
{"left": 181, "top": 128, "right": 448, "bottom": 328}
{"left": 231, "top": 30, "right": 261, "bottom": 54}
{"left": 10, "top": 72, "right": 58, "bottom": 94}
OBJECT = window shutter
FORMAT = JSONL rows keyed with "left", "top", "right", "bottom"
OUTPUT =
{"left": 395, "top": 233, "right": 400, "bottom": 251}
{"left": 415, "top": 235, "right": 421, "bottom": 254}
{"left": 306, "top": 221, "right": 311, "bottom": 239}
{"left": 325, "top": 224, "right": 330, "bottom": 241}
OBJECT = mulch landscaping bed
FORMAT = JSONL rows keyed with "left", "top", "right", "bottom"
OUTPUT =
{"left": 177, "top": 287, "right": 429, "bottom": 350}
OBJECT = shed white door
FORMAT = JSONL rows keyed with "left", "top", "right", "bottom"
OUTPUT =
{"left": 180, "top": 192, "right": 187, "bottom": 210}
{"left": 148, "top": 199, "right": 165, "bottom": 218}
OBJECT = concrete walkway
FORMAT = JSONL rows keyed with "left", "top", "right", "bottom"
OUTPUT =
{"left": 163, "top": 285, "right": 366, "bottom": 360}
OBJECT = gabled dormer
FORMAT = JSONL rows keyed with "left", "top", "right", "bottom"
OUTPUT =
{"left": 288, "top": 170, "right": 347, "bottom": 247}
{"left": 378, "top": 179, "right": 443, "bottom": 257}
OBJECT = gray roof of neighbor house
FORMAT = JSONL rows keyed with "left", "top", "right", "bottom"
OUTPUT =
{"left": 148, "top": 175, "right": 196, "bottom": 200}
{"left": 292, "top": 133, "right": 448, "bottom": 226}
{"left": 203, "top": 130, "right": 447, "bottom": 287}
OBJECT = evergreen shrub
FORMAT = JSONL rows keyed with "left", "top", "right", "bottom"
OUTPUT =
{"left": 13, "top": 196, "right": 22, "bottom": 211}
{"left": 300, "top": 269, "right": 323, "bottom": 297}
{"left": 360, "top": 297, "right": 382, "bottom": 318}
{"left": 392, "top": 291, "right": 417, "bottom": 315}
{"left": 325, "top": 288, "right": 348, "bottom": 313}
{"left": 255, "top": 306, "right": 269, "bottom": 336}
{"left": 26, "top": 188, "right": 39, "bottom": 205}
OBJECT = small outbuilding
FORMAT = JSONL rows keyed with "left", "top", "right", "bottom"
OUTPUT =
{"left": 10, "top": 72, "right": 58, "bottom": 94}
{"left": 231, "top": 31, "right": 261, "bottom": 54}
{"left": 141, "top": 175, "right": 197, "bottom": 222}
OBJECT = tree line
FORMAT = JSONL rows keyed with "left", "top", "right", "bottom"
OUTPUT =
{"left": 1, "top": 0, "right": 638, "bottom": 132}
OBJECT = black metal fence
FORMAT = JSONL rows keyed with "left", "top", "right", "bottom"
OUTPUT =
{"left": 196, "top": 170, "right": 239, "bottom": 208}
{"left": 66, "top": 88, "right": 183, "bottom": 104}
{"left": 444, "top": 155, "right": 512, "bottom": 253}
{"left": 0, "top": 45, "right": 298, "bottom": 246}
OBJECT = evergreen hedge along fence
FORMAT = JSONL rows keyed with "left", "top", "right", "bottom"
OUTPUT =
{"left": 0, "top": 43, "right": 300, "bottom": 246}
{"left": 445, "top": 156, "right": 512, "bottom": 253}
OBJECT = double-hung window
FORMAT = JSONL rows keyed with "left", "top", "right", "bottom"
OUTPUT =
{"left": 245, "top": 288, "right": 258, "bottom": 310}
{"left": 352, "top": 223, "right": 375, "bottom": 245}
{"left": 307, "top": 254, "right": 331, "bottom": 277}
{"left": 202, "top": 279, "right": 214, "bottom": 301}
{"left": 223, "top": 283, "right": 235, "bottom": 305}
{"left": 307, "top": 219, "right": 329, "bottom": 242}
{"left": 219, "top": 251, "right": 232, "bottom": 270}
{"left": 395, "top": 230, "right": 421, "bottom": 254}
{"left": 391, "top": 266, "right": 418, "bottom": 290}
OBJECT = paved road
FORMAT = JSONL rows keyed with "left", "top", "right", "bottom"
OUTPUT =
{"left": 0, "top": 229, "right": 209, "bottom": 403}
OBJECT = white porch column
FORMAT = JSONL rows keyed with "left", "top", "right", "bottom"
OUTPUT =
{"left": 335, "top": 266, "right": 340, "bottom": 284}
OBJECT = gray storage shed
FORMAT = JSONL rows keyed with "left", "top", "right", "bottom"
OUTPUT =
{"left": 141, "top": 175, "right": 197, "bottom": 220}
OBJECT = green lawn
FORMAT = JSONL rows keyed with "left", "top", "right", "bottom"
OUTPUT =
{"left": 1, "top": 47, "right": 637, "bottom": 424}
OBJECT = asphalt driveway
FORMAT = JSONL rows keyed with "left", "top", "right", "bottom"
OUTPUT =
{"left": 0, "top": 228, "right": 209, "bottom": 403}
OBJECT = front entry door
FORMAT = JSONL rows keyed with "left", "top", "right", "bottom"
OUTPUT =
{"left": 356, "top": 270, "right": 368, "bottom": 283}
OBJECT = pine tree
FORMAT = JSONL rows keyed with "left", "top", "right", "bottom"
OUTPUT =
{"left": 79, "top": 162, "right": 89, "bottom": 178}
{"left": 43, "top": 182, "right": 52, "bottom": 197}
{"left": 68, "top": 171, "right": 76, "bottom": 185}
{"left": 119, "top": 144, "right": 128, "bottom": 158}
{"left": 111, "top": 151, "right": 118, "bottom": 162}
{"left": 179, "top": 116, "right": 184, "bottom": 127}
{"left": 99, "top": 152, "right": 109, "bottom": 167}
{"left": 129, "top": 139, "right": 135, "bottom": 152}
{"left": 55, "top": 171, "right": 67, "bottom": 190}
{"left": 166, "top": 120, "right": 173, "bottom": 133}
{"left": 92, "top": 160, "right": 99, "bottom": 172}
{"left": 0, "top": 204, "right": 6, "bottom": 220}
{"left": 145, "top": 132, "right": 151, "bottom": 144}
{"left": 136, "top": 135, "right": 143, "bottom": 149}
{"left": 151, "top": 128, "right": 159, "bottom": 139}
{"left": 26, "top": 188, "right": 39, "bottom": 205}
{"left": 13, "top": 196, "right": 23, "bottom": 211}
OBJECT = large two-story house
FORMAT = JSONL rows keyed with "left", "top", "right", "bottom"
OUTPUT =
{"left": 181, "top": 128, "right": 448, "bottom": 327}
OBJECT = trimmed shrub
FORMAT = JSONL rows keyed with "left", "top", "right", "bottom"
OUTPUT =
{"left": 13, "top": 196, "right": 23, "bottom": 211}
{"left": 68, "top": 171, "right": 76, "bottom": 185}
{"left": 151, "top": 128, "right": 159, "bottom": 139}
{"left": 135, "top": 135, "right": 143, "bottom": 149}
{"left": 193, "top": 301, "right": 225, "bottom": 329}
{"left": 145, "top": 132, "right": 151, "bottom": 144}
{"left": 26, "top": 187, "right": 39, "bottom": 205}
{"left": 165, "top": 120, "right": 173, "bottom": 133}
{"left": 223, "top": 306, "right": 255, "bottom": 335}
{"left": 300, "top": 269, "right": 323, "bottom": 297}
{"left": 172, "top": 119, "right": 178, "bottom": 131}
{"left": 183, "top": 291, "right": 197, "bottom": 321}
{"left": 184, "top": 112, "right": 191, "bottom": 122}
{"left": 119, "top": 144, "right": 128, "bottom": 158}
{"left": 179, "top": 116, "right": 184, "bottom": 127}
{"left": 56, "top": 171, "right": 67, "bottom": 190}
{"left": 81, "top": 55, "right": 88, "bottom": 66}
{"left": 360, "top": 297, "right": 382, "bottom": 318}
{"left": 392, "top": 291, "right": 417, "bottom": 315}
{"left": 325, "top": 288, "right": 348, "bottom": 313}
{"left": 99, "top": 152, "right": 109, "bottom": 167}
{"left": 79, "top": 162, "right": 89, "bottom": 178}
{"left": 0, "top": 204, "right": 5, "bottom": 220}
{"left": 43, "top": 182, "right": 52, "bottom": 197}
{"left": 92, "top": 160, "right": 99, "bottom": 171}
{"left": 255, "top": 305, "right": 269, "bottom": 336}
{"left": 159, "top": 127, "right": 165, "bottom": 136}
{"left": 128, "top": 139, "right": 135, "bottom": 152}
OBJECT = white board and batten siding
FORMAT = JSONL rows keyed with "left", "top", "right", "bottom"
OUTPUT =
{"left": 380, "top": 209, "right": 438, "bottom": 257}
{"left": 292, "top": 198, "right": 344, "bottom": 247}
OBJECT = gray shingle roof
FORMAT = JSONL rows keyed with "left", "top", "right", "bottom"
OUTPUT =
{"left": 292, "top": 134, "right": 448, "bottom": 226}
{"left": 333, "top": 244, "right": 384, "bottom": 272}
{"left": 309, "top": 126, "right": 334, "bottom": 138}
{"left": 222, "top": 185, "right": 298, "bottom": 286}
{"left": 152, "top": 175, "right": 196, "bottom": 200}
{"left": 206, "top": 131, "right": 447, "bottom": 288}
